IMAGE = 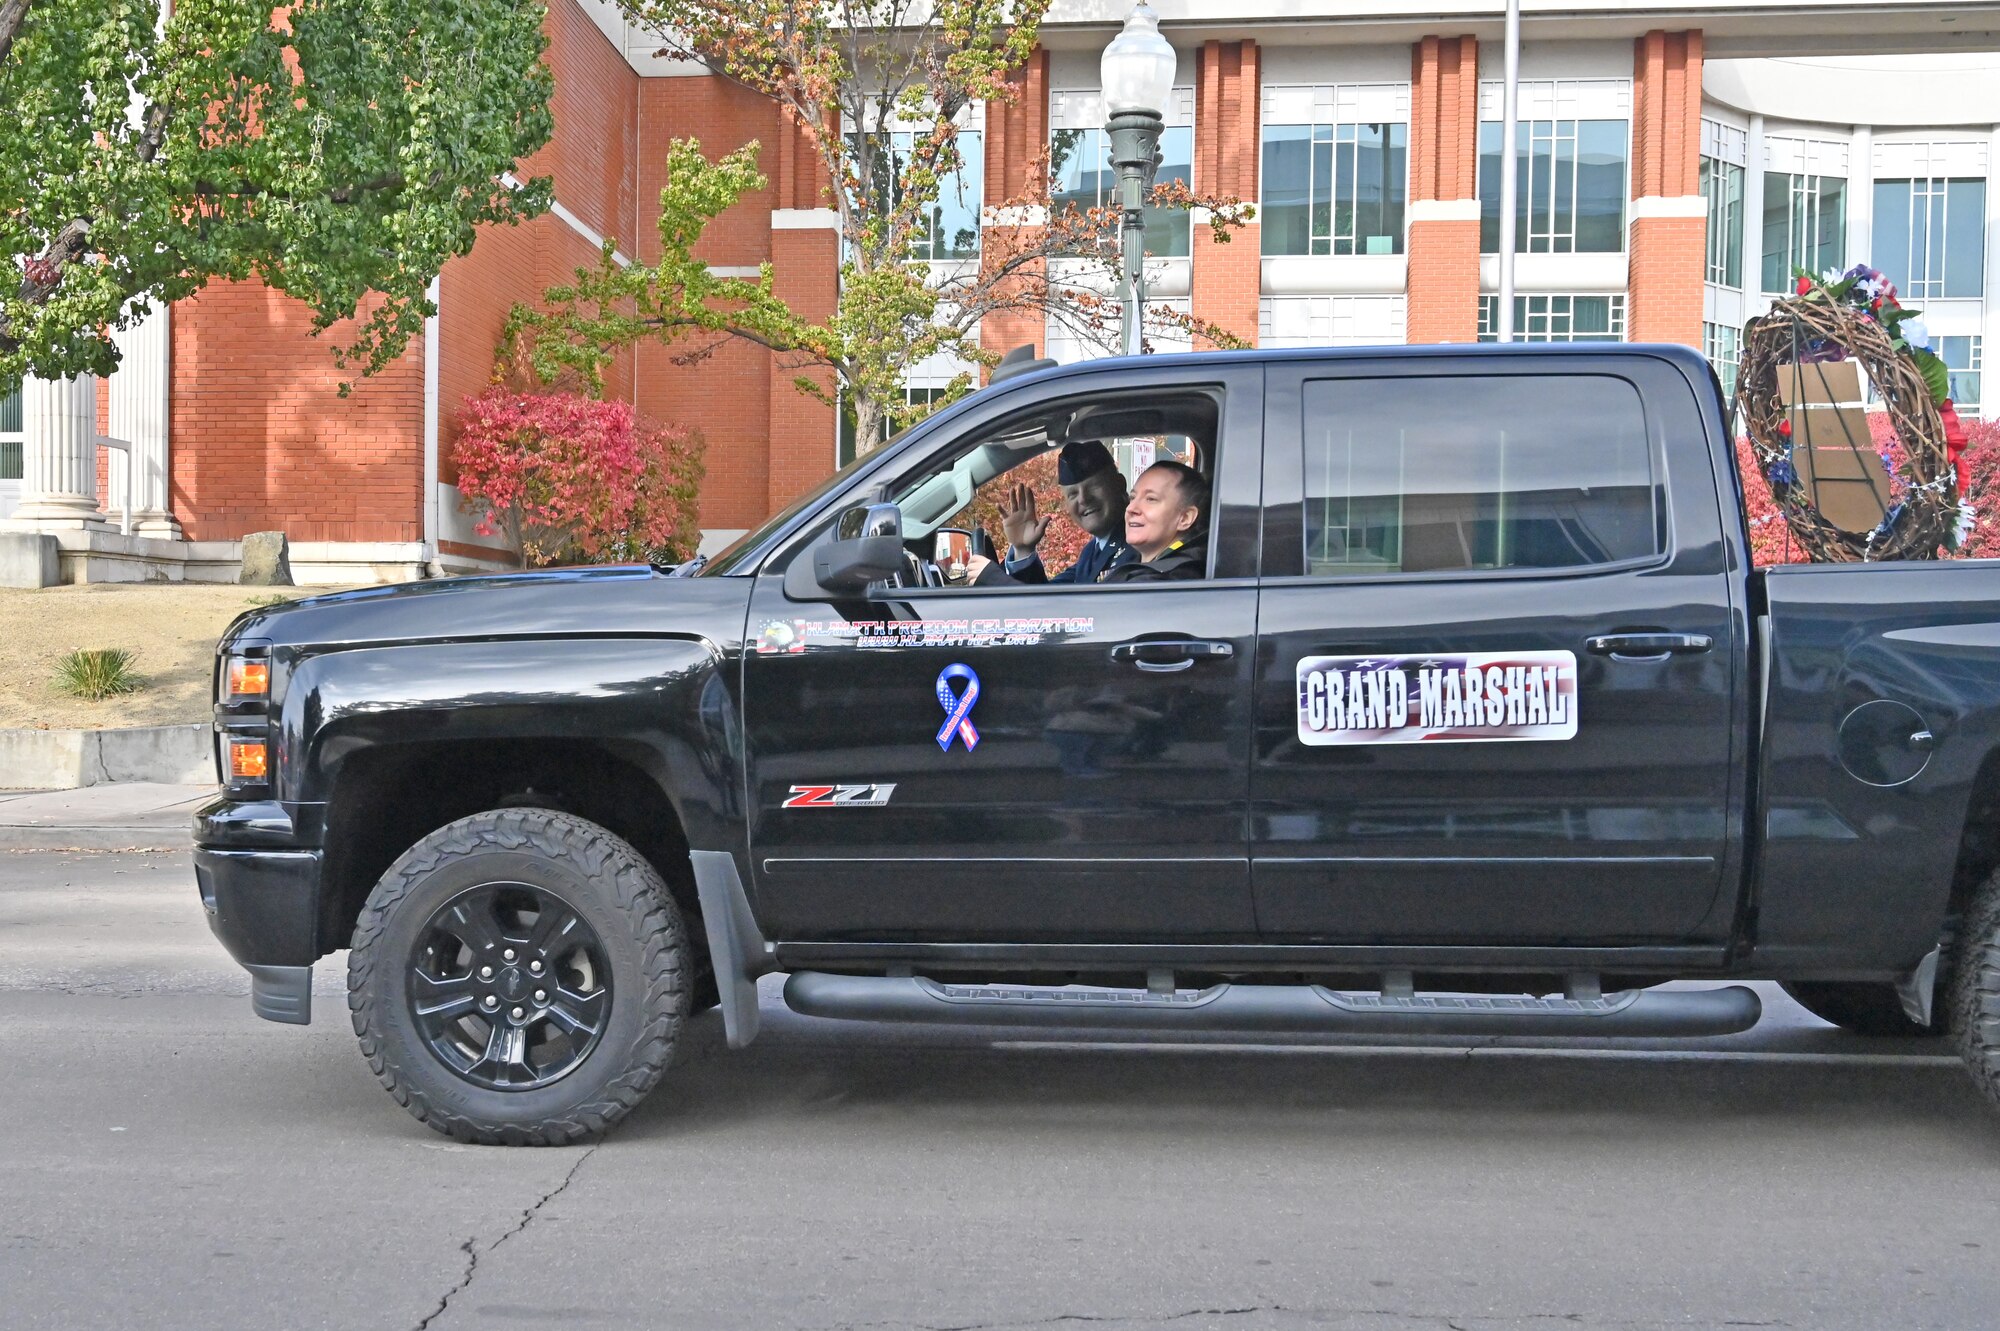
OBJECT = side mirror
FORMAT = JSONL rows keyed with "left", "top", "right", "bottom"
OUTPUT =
{"left": 812, "top": 503, "right": 905, "bottom": 593}
{"left": 933, "top": 527, "right": 972, "bottom": 584}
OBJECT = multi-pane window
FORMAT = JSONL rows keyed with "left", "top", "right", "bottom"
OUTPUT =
{"left": 1938, "top": 335, "right": 1983, "bottom": 412}
{"left": 1046, "top": 298, "right": 1193, "bottom": 363}
{"left": 854, "top": 128, "right": 984, "bottom": 262}
{"left": 1874, "top": 176, "right": 1986, "bottom": 298}
{"left": 1477, "top": 81, "right": 1630, "bottom": 255}
{"left": 1477, "top": 294, "right": 1626, "bottom": 343}
{"left": 1258, "top": 295, "right": 1407, "bottom": 347}
{"left": 1701, "top": 156, "right": 1744, "bottom": 287}
{"left": 0, "top": 388, "right": 21, "bottom": 482}
{"left": 1704, "top": 322, "right": 1741, "bottom": 401}
{"left": 1260, "top": 84, "right": 1410, "bottom": 257}
{"left": 1298, "top": 374, "right": 1661, "bottom": 576}
{"left": 1049, "top": 124, "right": 1194, "bottom": 258}
{"left": 1762, "top": 172, "right": 1846, "bottom": 293}
{"left": 838, "top": 385, "right": 949, "bottom": 468}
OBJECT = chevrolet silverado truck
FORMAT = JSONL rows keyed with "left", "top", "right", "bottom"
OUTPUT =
{"left": 195, "top": 343, "right": 2000, "bottom": 1144}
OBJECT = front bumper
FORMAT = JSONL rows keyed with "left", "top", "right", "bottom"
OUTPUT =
{"left": 194, "top": 838, "right": 324, "bottom": 1026}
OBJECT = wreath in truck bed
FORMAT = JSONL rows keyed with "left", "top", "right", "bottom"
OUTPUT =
{"left": 1736, "top": 265, "right": 1973, "bottom": 562}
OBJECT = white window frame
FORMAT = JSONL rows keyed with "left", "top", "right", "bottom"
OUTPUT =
{"left": 0, "top": 385, "right": 23, "bottom": 517}
{"left": 1259, "top": 83, "right": 1412, "bottom": 258}
{"left": 1762, "top": 166, "right": 1846, "bottom": 294}
{"left": 1478, "top": 293, "right": 1627, "bottom": 343}
{"left": 1478, "top": 79, "right": 1631, "bottom": 257}
{"left": 1045, "top": 297, "right": 1192, "bottom": 364}
{"left": 1701, "top": 155, "right": 1744, "bottom": 288}
{"left": 846, "top": 100, "right": 987, "bottom": 267}
{"left": 1704, "top": 321, "right": 1741, "bottom": 401}
{"left": 1047, "top": 86, "right": 1196, "bottom": 259}
{"left": 1938, "top": 333, "right": 1983, "bottom": 414}
{"left": 1258, "top": 295, "right": 1407, "bottom": 347}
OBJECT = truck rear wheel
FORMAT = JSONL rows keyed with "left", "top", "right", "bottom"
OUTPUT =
{"left": 347, "top": 808, "right": 688, "bottom": 1145}
{"left": 1952, "top": 870, "right": 2000, "bottom": 1112}
{"left": 1780, "top": 981, "right": 1939, "bottom": 1037}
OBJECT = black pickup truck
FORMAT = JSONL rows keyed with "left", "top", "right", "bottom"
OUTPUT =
{"left": 195, "top": 343, "right": 2000, "bottom": 1144}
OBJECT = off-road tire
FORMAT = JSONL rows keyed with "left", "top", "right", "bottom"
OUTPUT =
{"left": 1951, "top": 868, "right": 2000, "bottom": 1110}
{"left": 1781, "top": 980, "right": 1940, "bottom": 1037}
{"left": 348, "top": 808, "right": 688, "bottom": 1145}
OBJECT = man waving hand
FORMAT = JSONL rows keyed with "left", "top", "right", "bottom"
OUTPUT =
{"left": 976, "top": 440, "right": 1136, "bottom": 585}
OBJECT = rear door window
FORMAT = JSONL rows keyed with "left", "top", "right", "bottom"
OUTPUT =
{"left": 1299, "top": 374, "right": 1662, "bottom": 576}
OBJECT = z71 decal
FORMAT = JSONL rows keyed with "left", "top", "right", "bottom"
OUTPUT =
{"left": 782, "top": 783, "right": 898, "bottom": 808}
{"left": 1296, "top": 651, "right": 1579, "bottom": 746}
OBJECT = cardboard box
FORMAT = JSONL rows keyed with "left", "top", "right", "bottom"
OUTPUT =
{"left": 1777, "top": 360, "right": 1891, "bottom": 533}
{"left": 1777, "top": 360, "right": 1865, "bottom": 407}
{"left": 1789, "top": 427, "right": 1893, "bottom": 533}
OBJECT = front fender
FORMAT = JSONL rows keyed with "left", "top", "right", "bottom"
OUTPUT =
{"left": 276, "top": 635, "right": 743, "bottom": 851}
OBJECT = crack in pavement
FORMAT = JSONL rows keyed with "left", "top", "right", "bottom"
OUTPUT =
{"left": 864, "top": 1309, "right": 1285, "bottom": 1331}
{"left": 411, "top": 1144, "right": 599, "bottom": 1331}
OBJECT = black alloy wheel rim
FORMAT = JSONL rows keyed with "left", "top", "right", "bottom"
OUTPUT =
{"left": 407, "top": 882, "right": 614, "bottom": 1092}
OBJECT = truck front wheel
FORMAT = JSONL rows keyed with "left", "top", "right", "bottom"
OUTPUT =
{"left": 1780, "top": 981, "right": 1939, "bottom": 1037}
{"left": 347, "top": 808, "right": 689, "bottom": 1145}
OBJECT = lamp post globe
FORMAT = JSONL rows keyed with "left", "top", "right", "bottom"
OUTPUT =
{"left": 1100, "top": 2, "right": 1175, "bottom": 118}
{"left": 1101, "top": 3, "right": 1173, "bottom": 356}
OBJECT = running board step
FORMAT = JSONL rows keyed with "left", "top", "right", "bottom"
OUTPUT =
{"left": 782, "top": 972, "right": 1762, "bottom": 1038}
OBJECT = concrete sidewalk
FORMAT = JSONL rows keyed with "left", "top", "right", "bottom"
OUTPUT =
{"left": 0, "top": 782, "right": 212, "bottom": 851}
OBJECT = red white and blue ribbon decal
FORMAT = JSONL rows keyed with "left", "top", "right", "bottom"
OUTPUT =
{"left": 935, "top": 663, "right": 981, "bottom": 752}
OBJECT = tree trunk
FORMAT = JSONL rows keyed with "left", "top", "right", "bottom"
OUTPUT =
{"left": 854, "top": 393, "right": 890, "bottom": 457}
{"left": 0, "top": 0, "right": 30, "bottom": 68}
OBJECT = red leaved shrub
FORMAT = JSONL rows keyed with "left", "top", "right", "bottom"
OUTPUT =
{"left": 1735, "top": 433, "right": 1808, "bottom": 566}
{"left": 453, "top": 387, "right": 705, "bottom": 567}
{"left": 1738, "top": 411, "right": 1999, "bottom": 564}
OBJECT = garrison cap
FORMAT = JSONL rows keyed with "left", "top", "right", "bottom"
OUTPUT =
{"left": 1057, "top": 440, "right": 1117, "bottom": 486}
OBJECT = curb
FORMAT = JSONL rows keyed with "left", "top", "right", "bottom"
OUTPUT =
{"left": 0, "top": 828, "right": 190, "bottom": 853}
{"left": 0, "top": 723, "right": 211, "bottom": 789}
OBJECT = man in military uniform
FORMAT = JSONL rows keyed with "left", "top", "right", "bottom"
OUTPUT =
{"left": 971, "top": 440, "right": 1136, "bottom": 585}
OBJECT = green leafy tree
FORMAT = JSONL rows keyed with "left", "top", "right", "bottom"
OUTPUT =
{"left": 508, "top": 0, "right": 1251, "bottom": 454}
{"left": 0, "top": 0, "right": 555, "bottom": 394}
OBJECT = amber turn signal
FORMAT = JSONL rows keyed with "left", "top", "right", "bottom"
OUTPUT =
{"left": 229, "top": 741, "right": 269, "bottom": 781}
{"left": 227, "top": 659, "right": 270, "bottom": 697}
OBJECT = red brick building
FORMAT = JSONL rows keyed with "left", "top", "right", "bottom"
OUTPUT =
{"left": 3, "top": 0, "right": 1997, "bottom": 581}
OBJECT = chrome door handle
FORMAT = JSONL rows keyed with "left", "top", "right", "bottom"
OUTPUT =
{"left": 1585, "top": 632, "right": 1714, "bottom": 662}
{"left": 1110, "top": 639, "right": 1236, "bottom": 673}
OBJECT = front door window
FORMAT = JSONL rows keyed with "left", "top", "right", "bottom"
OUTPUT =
{"left": 737, "top": 369, "right": 1262, "bottom": 945}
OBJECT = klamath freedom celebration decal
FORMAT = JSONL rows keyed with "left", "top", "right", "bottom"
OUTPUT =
{"left": 1296, "top": 651, "right": 1579, "bottom": 746}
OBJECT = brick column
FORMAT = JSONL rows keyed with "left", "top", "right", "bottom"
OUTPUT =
{"left": 1626, "top": 29, "right": 1706, "bottom": 347}
{"left": 1191, "top": 39, "right": 1260, "bottom": 348}
{"left": 981, "top": 48, "right": 1051, "bottom": 371}
{"left": 1406, "top": 35, "right": 1481, "bottom": 344}
{"left": 766, "top": 110, "right": 840, "bottom": 512}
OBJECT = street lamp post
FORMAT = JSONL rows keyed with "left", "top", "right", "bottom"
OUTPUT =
{"left": 1101, "top": 3, "right": 1176, "bottom": 356}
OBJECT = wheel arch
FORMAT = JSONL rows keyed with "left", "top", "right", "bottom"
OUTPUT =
{"left": 294, "top": 637, "right": 743, "bottom": 981}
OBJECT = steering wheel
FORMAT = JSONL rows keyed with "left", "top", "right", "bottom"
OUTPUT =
{"left": 888, "top": 546, "right": 938, "bottom": 589}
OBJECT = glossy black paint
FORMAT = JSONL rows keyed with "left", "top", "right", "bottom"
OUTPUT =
{"left": 1755, "top": 562, "right": 2000, "bottom": 973}
{"left": 196, "top": 848, "right": 323, "bottom": 968}
{"left": 1250, "top": 353, "right": 1745, "bottom": 945}
{"left": 740, "top": 361, "right": 1263, "bottom": 943}
{"left": 193, "top": 342, "right": 2000, "bottom": 993}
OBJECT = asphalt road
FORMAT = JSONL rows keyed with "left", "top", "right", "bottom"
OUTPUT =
{"left": 5, "top": 851, "right": 2000, "bottom": 1331}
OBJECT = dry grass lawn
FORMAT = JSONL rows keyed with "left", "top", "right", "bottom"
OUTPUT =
{"left": 0, "top": 583, "right": 352, "bottom": 731}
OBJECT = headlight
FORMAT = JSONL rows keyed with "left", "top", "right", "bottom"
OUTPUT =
{"left": 226, "top": 657, "right": 269, "bottom": 699}
{"left": 227, "top": 739, "right": 270, "bottom": 781}
{"left": 216, "top": 641, "right": 275, "bottom": 791}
